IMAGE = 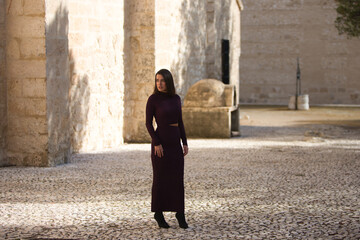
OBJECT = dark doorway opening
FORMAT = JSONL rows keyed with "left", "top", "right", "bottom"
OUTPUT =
{"left": 222, "top": 39, "right": 230, "bottom": 84}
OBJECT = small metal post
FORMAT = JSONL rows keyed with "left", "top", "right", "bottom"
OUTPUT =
{"left": 295, "top": 57, "right": 301, "bottom": 110}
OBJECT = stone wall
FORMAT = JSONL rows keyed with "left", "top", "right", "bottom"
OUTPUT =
{"left": 67, "top": 0, "right": 124, "bottom": 151}
{"left": 207, "top": 0, "right": 241, "bottom": 103}
{"left": 229, "top": 0, "right": 241, "bottom": 103}
{"left": 6, "top": 0, "right": 48, "bottom": 166}
{"left": 1, "top": 0, "right": 241, "bottom": 164}
{"left": 155, "top": 0, "right": 207, "bottom": 99}
{"left": 123, "top": 0, "right": 155, "bottom": 143}
{"left": 0, "top": 0, "right": 6, "bottom": 166}
{"left": 45, "top": 1, "right": 71, "bottom": 166}
{"left": 240, "top": 0, "right": 360, "bottom": 105}
{"left": 154, "top": 0, "right": 241, "bottom": 100}
{"left": 3, "top": 0, "right": 125, "bottom": 166}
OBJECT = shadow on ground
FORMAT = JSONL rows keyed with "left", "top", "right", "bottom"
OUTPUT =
{"left": 1, "top": 140, "right": 359, "bottom": 239}
{"left": 239, "top": 105, "right": 360, "bottom": 141}
{"left": 1, "top": 106, "right": 359, "bottom": 239}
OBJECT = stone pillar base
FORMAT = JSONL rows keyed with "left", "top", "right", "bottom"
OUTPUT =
{"left": 183, "top": 106, "right": 239, "bottom": 138}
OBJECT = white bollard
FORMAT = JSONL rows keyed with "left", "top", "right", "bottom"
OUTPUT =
{"left": 288, "top": 95, "right": 309, "bottom": 110}
{"left": 288, "top": 96, "right": 296, "bottom": 110}
{"left": 297, "top": 94, "right": 309, "bottom": 110}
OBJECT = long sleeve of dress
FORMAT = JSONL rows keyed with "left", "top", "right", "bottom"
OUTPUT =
{"left": 146, "top": 96, "right": 161, "bottom": 146}
{"left": 177, "top": 96, "right": 188, "bottom": 146}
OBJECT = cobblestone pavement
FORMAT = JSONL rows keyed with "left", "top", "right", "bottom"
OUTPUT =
{"left": 1, "top": 109, "right": 360, "bottom": 239}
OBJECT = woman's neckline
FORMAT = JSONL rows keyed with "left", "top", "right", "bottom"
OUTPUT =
{"left": 156, "top": 91, "right": 173, "bottom": 97}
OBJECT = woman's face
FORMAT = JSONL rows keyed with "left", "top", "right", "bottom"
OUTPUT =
{"left": 156, "top": 74, "right": 167, "bottom": 92}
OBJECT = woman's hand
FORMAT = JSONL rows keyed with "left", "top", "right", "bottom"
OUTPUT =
{"left": 154, "top": 144, "right": 164, "bottom": 158}
{"left": 183, "top": 145, "right": 188, "bottom": 156}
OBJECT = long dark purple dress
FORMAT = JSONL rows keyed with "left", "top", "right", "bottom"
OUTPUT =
{"left": 145, "top": 92, "right": 188, "bottom": 212}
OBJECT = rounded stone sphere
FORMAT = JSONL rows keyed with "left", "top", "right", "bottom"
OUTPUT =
{"left": 184, "top": 79, "right": 226, "bottom": 107}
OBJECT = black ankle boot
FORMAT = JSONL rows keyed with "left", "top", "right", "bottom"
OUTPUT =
{"left": 154, "top": 212, "right": 170, "bottom": 228}
{"left": 175, "top": 212, "right": 189, "bottom": 229}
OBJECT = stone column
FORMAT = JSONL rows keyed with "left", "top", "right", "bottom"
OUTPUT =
{"left": 6, "top": 0, "right": 48, "bottom": 166}
{"left": 205, "top": 0, "right": 217, "bottom": 79}
{"left": 4, "top": 0, "right": 127, "bottom": 166}
{"left": 5, "top": 0, "right": 72, "bottom": 166}
{"left": 123, "top": 0, "right": 155, "bottom": 143}
{"left": 0, "top": 0, "right": 7, "bottom": 166}
{"left": 229, "top": 0, "right": 241, "bottom": 104}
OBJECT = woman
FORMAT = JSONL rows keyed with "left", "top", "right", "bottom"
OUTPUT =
{"left": 145, "top": 69, "right": 189, "bottom": 229}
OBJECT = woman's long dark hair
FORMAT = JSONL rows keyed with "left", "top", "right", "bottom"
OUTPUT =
{"left": 153, "top": 69, "right": 176, "bottom": 96}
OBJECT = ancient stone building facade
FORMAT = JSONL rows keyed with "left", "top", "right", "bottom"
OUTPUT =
{"left": 0, "top": 0, "right": 242, "bottom": 167}
{"left": 240, "top": 0, "right": 360, "bottom": 105}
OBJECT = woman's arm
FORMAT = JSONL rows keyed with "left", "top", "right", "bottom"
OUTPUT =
{"left": 183, "top": 145, "right": 188, "bottom": 156}
{"left": 177, "top": 96, "right": 188, "bottom": 146}
{"left": 145, "top": 96, "right": 161, "bottom": 146}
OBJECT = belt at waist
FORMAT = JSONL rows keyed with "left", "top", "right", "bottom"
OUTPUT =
{"left": 157, "top": 124, "right": 178, "bottom": 128}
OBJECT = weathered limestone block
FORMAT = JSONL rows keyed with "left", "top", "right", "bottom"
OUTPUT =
{"left": 183, "top": 79, "right": 240, "bottom": 138}
{"left": 6, "top": 38, "right": 20, "bottom": 59}
{"left": 7, "top": 16, "right": 45, "bottom": 38}
{"left": 20, "top": 38, "right": 46, "bottom": 59}
{"left": 8, "top": 59, "right": 46, "bottom": 78}
{"left": 8, "top": 97, "right": 46, "bottom": 116}
{"left": 24, "top": 0, "right": 45, "bottom": 16}
{"left": 183, "top": 107, "right": 235, "bottom": 138}
{"left": 184, "top": 79, "right": 235, "bottom": 108}
{"left": 22, "top": 78, "right": 46, "bottom": 97}
{"left": 6, "top": 0, "right": 23, "bottom": 16}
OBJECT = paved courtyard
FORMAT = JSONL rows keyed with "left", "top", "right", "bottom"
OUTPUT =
{"left": 1, "top": 106, "right": 360, "bottom": 239}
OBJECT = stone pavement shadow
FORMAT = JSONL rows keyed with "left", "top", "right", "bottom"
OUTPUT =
{"left": 295, "top": 119, "right": 360, "bottom": 129}
{"left": 239, "top": 124, "right": 360, "bottom": 141}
